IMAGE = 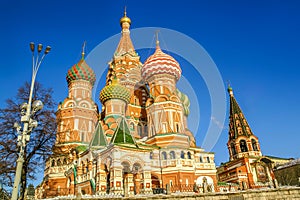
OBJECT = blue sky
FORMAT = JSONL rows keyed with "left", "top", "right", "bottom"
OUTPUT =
{"left": 1, "top": 0, "right": 300, "bottom": 183}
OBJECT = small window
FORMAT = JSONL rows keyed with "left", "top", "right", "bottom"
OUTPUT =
{"left": 252, "top": 139, "right": 258, "bottom": 151}
{"left": 180, "top": 151, "right": 185, "bottom": 159}
{"left": 200, "top": 156, "right": 203, "bottom": 163}
{"left": 162, "top": 151, "right": 167, "bottom": 160}
{"left": 170, "top": 151, "right": 175, "bottom": 159}
{"left": 240, "top": 140, "right": 248, "bottom": 152}
{"left": 175, "top": 123, "right": 179, "bottom": 132}
{"left": 150, "top": 152, "right": 153, "bottom": 159}
{"left": 57, "top": 159, "right": 62, "bottom": 166}
{"left": 207, "top": 157, "right": 210, "bottom": 163}
{"left": 187, "top": 152, "right": 191, "bottom": 159}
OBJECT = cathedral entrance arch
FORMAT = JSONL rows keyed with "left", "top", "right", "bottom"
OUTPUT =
{"left": 151, "top": 174, "right": 160, "bottom": 189}
{"left": 121, "top": 161, "right": 131, "bottom": 195}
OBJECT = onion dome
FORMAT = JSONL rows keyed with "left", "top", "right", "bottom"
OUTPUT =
{"left": 120, "top": 9, "right": 131, "bottom": 26}
{"left": 228, "top": 84, "right": 234, "bottom": 96}
{"left": 100, "top": 77, "right": 130, "bottom": 104}
{"left": 142, "top": 41, "right": 182, "bottom": 81}
{"left": 176, "top": 89, "right": 190, "bottom": 116}
{"left": 66, "top": 45, "right": 96, "bottom": 86}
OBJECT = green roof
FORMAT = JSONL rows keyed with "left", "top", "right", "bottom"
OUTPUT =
{"left": 90, "top": 123, "right": 107, "bottom": 149}
{"left": 110, "top": 117, "right": 138, "bottom": 147}
{"left": 75, "top": 145, "right": 88, "bottom": 153}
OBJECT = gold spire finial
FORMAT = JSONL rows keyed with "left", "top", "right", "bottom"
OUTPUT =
{"left": 81, "top": 41, "right": 86, "bottom": 60}
{"left": 155, "top": 30, "right": 160, "bottom": 48}
{"left": 120, "top": 6, "right": 131, "bottom": 27}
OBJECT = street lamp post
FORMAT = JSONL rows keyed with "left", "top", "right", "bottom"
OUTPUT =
{"left": 11, "top": 43, "right": 51, "bottom": 200}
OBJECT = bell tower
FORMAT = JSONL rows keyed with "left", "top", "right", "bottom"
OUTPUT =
{"left": 227, "top": 85, "right": 262, "bottom": 161}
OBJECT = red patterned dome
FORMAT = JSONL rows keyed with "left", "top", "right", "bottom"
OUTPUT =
{"left": 142, "top": 45, "right": 181, "bottom": 81}
{"left": 66, "top": 58, "right": 96, "bottom": 86}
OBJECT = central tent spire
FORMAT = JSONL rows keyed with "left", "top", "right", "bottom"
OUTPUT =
{"left": 115, "top": 7, "right": 137, "bottom": 57}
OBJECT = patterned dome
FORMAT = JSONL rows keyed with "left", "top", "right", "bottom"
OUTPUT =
{"left": 100, "top": 78, "right": 131, "bottom": 104}
{"left": 66, "top": 59, "right": 96, "bottom": 86}
{"left": 142, "top": 45, "right": 181, "bottom": 81}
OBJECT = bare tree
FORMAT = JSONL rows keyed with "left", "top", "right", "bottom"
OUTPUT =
{"left": 0, "top": 82, "right": 56, "bottom": 199}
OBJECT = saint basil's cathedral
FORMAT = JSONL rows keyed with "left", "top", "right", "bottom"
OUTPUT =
{"left": 36, "top": 11, "right": 277, "bottom": 198}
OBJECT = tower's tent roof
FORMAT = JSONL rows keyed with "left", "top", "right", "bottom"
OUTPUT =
{"left": 110, "top": 117, "right": 138, "bottom": 147}
{"left": 90, "top": 122, "right": 108, "bottom": 149}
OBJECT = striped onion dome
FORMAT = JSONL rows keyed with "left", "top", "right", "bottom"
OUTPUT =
{"left": 99, "top": 78, "right": 130, "bottom": 104}
{"left": 142, "top": 44, "right": 182, "bottom": 81}
{"left": 66, "top": 58, "right": 96, "bottom": 86}
{"left": 176, "top": 89, "right": 190, "bottom": 116}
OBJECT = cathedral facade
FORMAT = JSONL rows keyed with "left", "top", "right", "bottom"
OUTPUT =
{"left": 36, "top": 11, "right": 217, "bottom": 198}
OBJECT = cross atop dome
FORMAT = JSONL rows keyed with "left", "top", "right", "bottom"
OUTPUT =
{"left": 120, "top": 6, "right": 131, "bottom": 27}
{"left": 81, "top": 41, "right": 86, "bottom": 60}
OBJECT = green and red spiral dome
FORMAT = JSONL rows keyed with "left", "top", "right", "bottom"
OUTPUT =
{"left": 66, "top": 59, "right": 96, "bottom": 86}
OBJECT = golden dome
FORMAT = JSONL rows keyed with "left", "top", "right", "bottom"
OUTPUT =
{"left": 120, "top": 9, "right": 131, "bottom": 26}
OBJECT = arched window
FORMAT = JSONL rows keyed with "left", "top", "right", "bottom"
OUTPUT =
{"left": 200, "top": 156, "right": 203, "bottom": 163}
{"left": 51, "top": 160, "right": 56, "bottom": 167}
{"left": 57, "top": 159, "right": 62, "bottom": 166}
{"left": 187, "top": 152, "right": 192, "bottom": 159}
{"left": 170, "top": 151, "right": 175, "bottom": 159}
{"left": 231, "top": 143, "right": 237, "bottom": 155}
{"left": 63, "top": 158, "right": 67, "bottom": 165}
{"left": 207, "top": 157, "right": 210, "bottom": 163}
{"left": 161, "top": 151, "right": 167, "bottom": 160}
{"left": 132, "top": 163, "right": 142, "bottom": 174}
{"left": 121, "top": 161, "right": 131, "bottom": 174}
{"left": 240, "top": 140, "right": 248, "bottom": 152}
{"left": 175, "top": 123, "right": 180, "bottom": 132}
{"left": 252, "top": 139, "right": 258, "bottom": 151}
{"left": 180, "top": 151, "right": 185, "bottom": 159}
{"left": 150, "top": 152, "right": 153, "bottom": 159}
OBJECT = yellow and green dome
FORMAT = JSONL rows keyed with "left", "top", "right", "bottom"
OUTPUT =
{"left": 176, "top": 89, "right": 190, "bottom": 116}
{"left": 100, "top": 78, "right": 130, "bottom": 104}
